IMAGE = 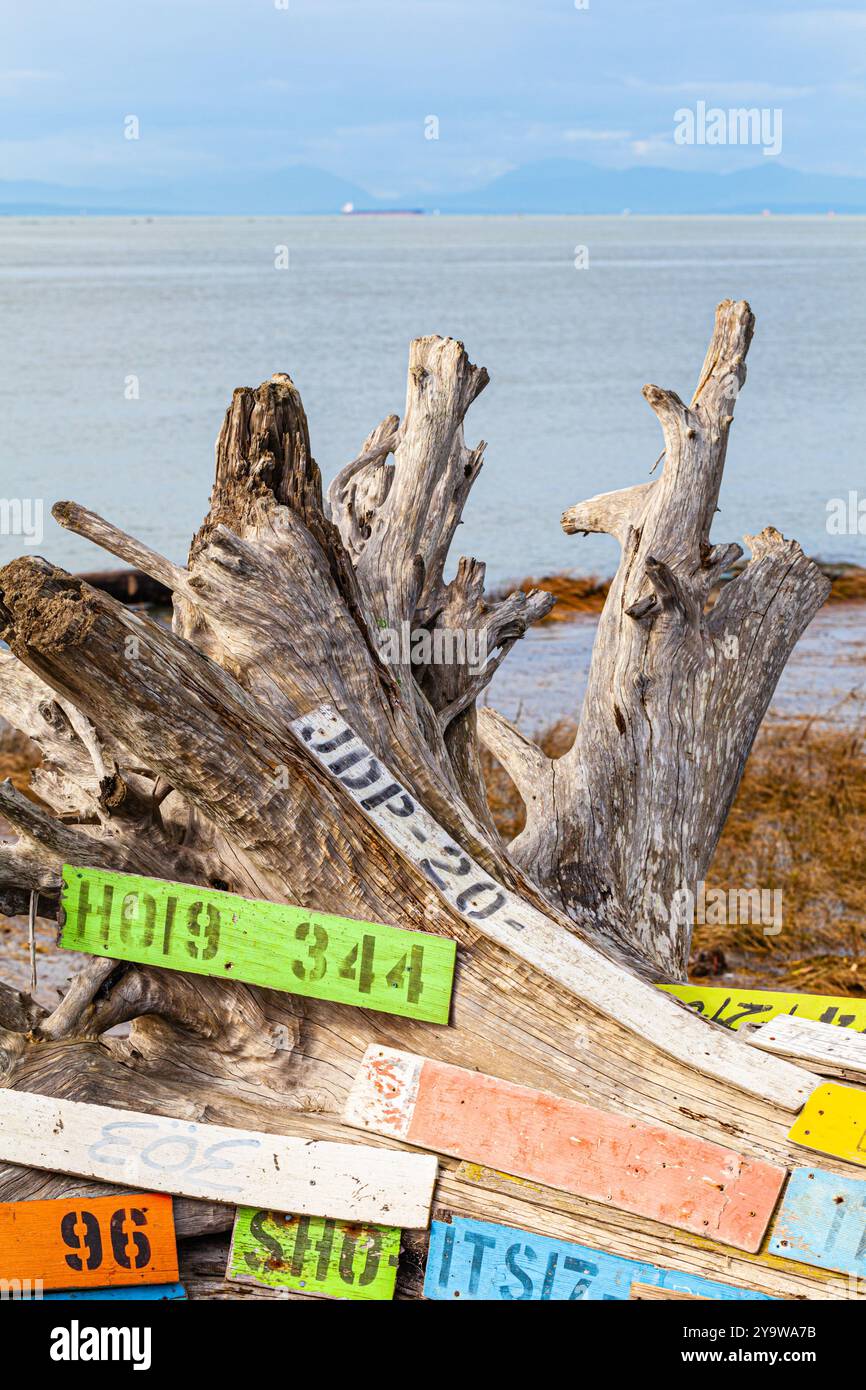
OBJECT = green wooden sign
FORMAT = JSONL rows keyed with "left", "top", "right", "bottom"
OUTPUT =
{"left": 227, "top": 1209, "right": 400, "bottom": 1300}
{"left": 59, "top": 865, "right": 455, "bottom": 1024}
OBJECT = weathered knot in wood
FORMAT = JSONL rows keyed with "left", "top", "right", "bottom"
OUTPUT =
{"left": 625, "top": 593, "right": 657, "bottom": 620}
{"left": 37, "top": 698, "right": 70, "bottom": 731}
{"left": 98, "top": 771, "right": 128, "bottom": 812}
{"left": 0, "top": 557, "right": 97, "bottom": 654}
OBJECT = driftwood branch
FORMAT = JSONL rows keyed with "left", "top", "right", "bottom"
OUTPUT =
{"left": 485, "top": 300, "right": 830, "bottom": 975}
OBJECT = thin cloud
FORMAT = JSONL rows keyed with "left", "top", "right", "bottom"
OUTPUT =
{"left": 562, "top": 129, "right": 632, "bottom": 143}
{"left": 0, "top": 68, "right": 58, "bottom": 87}
{"left": 622, "top": 77, "right": 816, "bottom": 100}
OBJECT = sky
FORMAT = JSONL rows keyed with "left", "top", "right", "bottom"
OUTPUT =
{"left": 1, "top": 0, "right": 864, "bottom": 198}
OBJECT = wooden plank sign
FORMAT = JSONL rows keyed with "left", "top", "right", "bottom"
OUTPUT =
{"left": 293, "top": 705, "right": 814, "bottom": 1114}
{"left": 43, "top": 1283, "right": 187, "bottom": 1301}
{"left": 789, "top": 1083, "right": 866, "bottom": 1169}
{"left": 423, "top": 1218, "right": 772, "bottom": 1301}
{"left": 657, "top": 982, "right": 866, "bottom": 1033}
{"left": 228, "top": 1208, "right": 400, "bottom": 1300}
{"left": 345, "top": 1046, "right": 786, "bottom": 1251}
{"left": 0, "top": 1089, "right": 438, "bottom": 1230}
{"left": 60, "top": 864, "right": 455, "bottom": 1025}
{"left": 769, "top": 1168, "right": 866, "bottom": 1278}
{"left": 630, "top": 1283, "right": 709, "bottom": 1300}
{"left": 0, "top": 1193, "right": 178, "bottom": 1291}
{"left": 747, "top": 1014, "right": 866, "bottom": 1082}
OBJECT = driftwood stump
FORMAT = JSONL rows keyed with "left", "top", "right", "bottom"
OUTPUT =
{"left": 0, "top": 302, "right": 846, "bottom": 1299}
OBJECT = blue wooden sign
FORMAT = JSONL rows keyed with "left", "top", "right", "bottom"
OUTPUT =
{"left": 42, "top": 1283, "right": 187, "bottom": 1301}
{"left": 423, "top": 1218, "right": 771, "bottom": 1301}
{"left": 770, "top": 1168, "right": 866, "bottom": 1277}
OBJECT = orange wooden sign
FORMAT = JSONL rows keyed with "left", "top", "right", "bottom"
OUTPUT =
{"left": 345, "top": 1047, "right": 787, "bottom": 1253}
{"left": 0, "top": 1193, "right": 179, "bottom": 1291}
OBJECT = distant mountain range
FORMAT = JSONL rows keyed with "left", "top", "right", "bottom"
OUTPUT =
{"left": 2, "top": 160, "right": 864, "bottom": 216}
{"left": 433, "top": 161, "right": 866, "bottom": 215}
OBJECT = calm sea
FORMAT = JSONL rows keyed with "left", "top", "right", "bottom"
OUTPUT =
{"left": 0, "top": 215, "right": 863, "bottom": 582}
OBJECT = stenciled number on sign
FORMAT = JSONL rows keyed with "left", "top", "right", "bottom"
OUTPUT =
{"left": 295, "top": 715, "right": 533, "bottom": 935}
{"left": 684, "top": 996, "right": 866, "bottom": 1031}
{"left": 70, "top": 879, "right": 428, "bottom": 1009}
{"left": 657, "top": 984, "right": 866, "bottom": 1034}
{"left": 87, "top": 1120, "right": 261, "bottom": 1194}
{"left": 245, "top": 1212, "right": 386, "bottom": 1287}
{"left": 435, "top": 1222, "right": 603, "bottom": 1300}
{"left": 72, "top": 880, "right": 221, "bottom": 960}
{"left": 291, "top": 922, "right": 425, "bottom": 1004}
{"left": 229, "top": 1208, "right": 401, "bottom": 1300}
{"left": 61, "top": 1207, "right": 152, "bottom": 1274}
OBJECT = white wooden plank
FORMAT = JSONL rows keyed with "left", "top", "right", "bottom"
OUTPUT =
{"left": 293, "top": 704, "right": 816, "bottom": 1112}
{"left": 0, "top": 1089, "right": 437, "bottom": 1229}
{"left": 746, "top": 1013, "right": 866, "bottom": 1082}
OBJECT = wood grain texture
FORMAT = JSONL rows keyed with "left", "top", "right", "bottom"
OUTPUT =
{"left": 0, "top": 1089, "right": 437, "bottom": 1228}
{"left": 747, "top": 1014, "right": 866, "bottom": 1081}
{"left": 423, "top": 1217, "right": 772, "bottom": 1301}
{"left": 789, "top": 1085, "right": 866, "bottom": 1169}
{"left": 659, "top": 983, "right": 866, "bottom": 1033}
{"left": 60, "top": 863, "right": 455, "bottom": 1024}
{"left": 630, "top": 1282, "right": 709, "bottom": 1300}
{"left": 631, "top": 1284, "right": 711, "bottom": 1295}
{"left": 346, "top": 1047, "right": 787, "bottom": 1251}
{"left": 228, "top": 1208, "right": 400, "bottom": 1300}
{"left": 0, "top": 1192, "right": 178, "bottom": 1290}
{"left": 769, "top": 1168, "right": 866, "bottom": 1278}
{"left": 298, "top": 705, "right": 814, "bottom": 1113}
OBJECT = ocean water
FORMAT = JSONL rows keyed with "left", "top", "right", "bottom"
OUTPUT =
{"left": 0, "top": 214, "right": 864, "bottom": 582}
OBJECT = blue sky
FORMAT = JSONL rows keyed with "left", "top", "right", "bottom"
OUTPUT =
{"left": 1, "top": 0, "right": 864, "bottom": 196}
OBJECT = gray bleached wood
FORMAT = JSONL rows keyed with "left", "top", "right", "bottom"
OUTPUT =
{"left": 484, "top": 301, "right": 830, "bottom": 976}
{"left": 745, "top": 1014, "right": 866, "bottom": 1082}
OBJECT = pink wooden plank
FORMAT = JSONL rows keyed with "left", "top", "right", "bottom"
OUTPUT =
{"left": 344, "top": 1046, "right": 786, "bottom": 1252}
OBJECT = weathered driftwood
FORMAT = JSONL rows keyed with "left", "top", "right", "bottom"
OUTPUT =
{"left": 491, "top": 303, "right": 829, "bottom": 975}
{"left": 747, "top": 1014, "right": 866, "bottom": 1083}
{"left": 0, "top": 302, "right": 851, "bottom": 1299}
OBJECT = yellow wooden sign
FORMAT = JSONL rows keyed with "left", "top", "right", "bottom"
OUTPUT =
{"left": 658, "top": 983, "right": 866, "bottom": 1033}
{"left": 788, "top": 1084, "right": 866, "bottom": 1167}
